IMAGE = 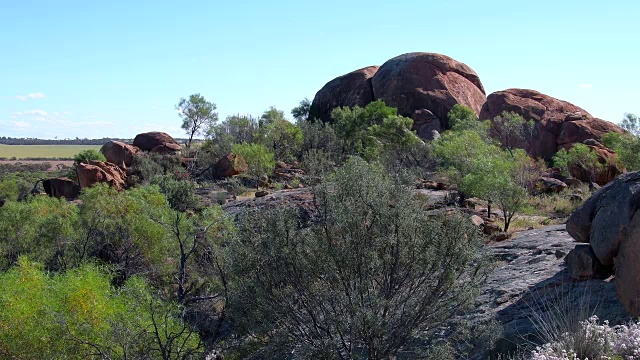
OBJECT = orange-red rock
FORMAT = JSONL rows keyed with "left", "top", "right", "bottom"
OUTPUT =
{"left": 309, "top": 66, "right": 379, "bottom": 122}
{"left": 133, "top": 132, "right": 180, "bottom": 152}
{"left": 77, "top": 160, "right": 127, "bottom": 191}
{"left": 100, "top": 140, "right": 140, "bottom": 167}
{"left": 214, "top": 153, "right": 248, "bottom": 178}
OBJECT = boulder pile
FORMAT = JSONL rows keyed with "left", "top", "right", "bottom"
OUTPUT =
{"left": 565, "top": 171, "right": 640, "bottom": 316}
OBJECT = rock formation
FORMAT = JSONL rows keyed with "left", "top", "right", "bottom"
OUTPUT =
{"left": 479, "top": 89, "right": 624, "bottom": 161}
{"left": 42, "top": 177, "right": 81, "bottom": 200}
{"left": 213, "top": 153, "right": 248, "bottom": 178}
{"left": 309, "top": 52, "right": 486, "bottom": 137}
{"left": 566, "top": 171, "right": 640, "bottom": 316}
{"left": 77, "top": 160, "right": 127, "bottom": 191}
{"left": 100, "top": 140, "right": 140, "bottom": 167}
{"left": 133, "top": 132, "right": 181, "bottom": 153}
{"left": 309, "top": 66, "right": 379, "bottom": 123}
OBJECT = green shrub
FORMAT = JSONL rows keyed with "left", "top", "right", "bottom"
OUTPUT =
{"left": 150, "top": 175, "right": 200, "bottom": 212}
{"left": 552, "top": 144, "right": 604, "bottom": 182}
{"left": 231, "top": 143, "right": 275, "bottom": 188}
{"left": 228, "top": 158, "right": 489, "bottom": 358}
{"left": 73, "top": 149, "right": 106, "bottom": 164}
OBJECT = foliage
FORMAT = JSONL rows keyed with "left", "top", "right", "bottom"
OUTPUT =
{"left": 291, "top": 97, "right": 311, "bottom": 122}
{"left": 177, "top": 93, "right": 219, "bottom": 149}
{"left": 0, "top": 258, "right": 203, "bottom": 359}
{"left": 228, "top": 158, "right": 488, "bottom": 359}
{"left": 259, "top": 106, "right": 287, "bottom": 126}
{"left": 301, "top": 148, "right": 335, "bottom": 185}
{"left": 621, "top": 112, "right": 640, "bottom": 137}
{"left": 0, "top": 196, "right": 80, "bottom": 271}
{"left": 298, "top": 119, "right": 344, "bottom": 164}
{"left": 331, "top": 100, "right": 423, "bottom": 163}
{"left": 151, "top": 175, "right": 200, "bottom": 212}
{"left": 256, "top": 118, "right": 303, "bottom": 162}
{"left": 231, "top": 143, "right": 275, "bottom": 187}
{"left": 552, "top": 144, "right": 604, "bottom": 182}
{"left": 602, "top": 131, "right": 640, "bottom": 171}
{"left": 73, "top": 149, "right": 106, "bottom": 164}
{"left": 448, "top": 104, "right": 486, "bottom": 134}
{"left": 490, "top": 111, "right": 534, "bottom": 156}
{"left": 130, "top": 152, "right": 184, "bottom": 183}
{"left": 0, "top": 176, "right": 33, "bottom": 201}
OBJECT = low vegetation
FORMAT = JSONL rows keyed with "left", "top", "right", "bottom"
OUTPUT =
{"left": 1, "top": 93, "right": 638, "bottom": 359}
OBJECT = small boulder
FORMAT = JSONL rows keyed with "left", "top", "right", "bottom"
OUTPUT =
{"left": 470, "top": 214, "right": 485, "bottom": 227}
{"left": 133, "top": 132, "right": 180, "bottom": 152}
{"left": 255, "top": 190, "right": 269, "bottom": 198}
{"left": 537, "top": 177, "right": 568, "bottom": 193}
{"left": 77, "top": 161, "right": 127, "bottom": 191}
{"left": 483, "top": 223, "right": 502, "bottom": 236}
{"left": 491, "top": 232, "right": 511, "bottom": 242}
{"left": 566, "top": 244, "right": 611, "bottom": 280}
{"left": 100, "top": 141, "right": 140, "bottom": 167}
{"left": 42, "top": 177, "right": 81, "bottom": 200}
{"left": 616, "top": 211, "right": 640, "bottom": 317}
{"left": 214, "top": 153, "right": 248, "bottom": 178}
{"left": 150, "top": 142, "right": 182, "bottom": 155}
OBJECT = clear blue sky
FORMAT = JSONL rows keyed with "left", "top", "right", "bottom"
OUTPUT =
{"left": 1, "top": 1, "right": 638, "bottom": 139}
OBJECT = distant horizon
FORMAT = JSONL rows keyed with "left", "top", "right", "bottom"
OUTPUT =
{"left": 1, "top": 1, "right": 638, "bottom": 139}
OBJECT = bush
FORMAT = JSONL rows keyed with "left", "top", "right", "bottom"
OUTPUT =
{"left": 151, "top": 175, "right": 200, "bottom": 212}
{"left": 553, "top": 144, "right": 604, "bottom": 182}
{"left": 228, "top": 158, "right": 489, "bottom": 358}
{"left": 231, "top": 143, "right": 275, "bottom": 188}
{"left": 73, "top": 149, "right": 106, "bottom": 164}
{"left": 602, "top": 131, "right": 640, "bottom": 171}
{"left": 0, "top": 258, "right": 203, "bottom": 359}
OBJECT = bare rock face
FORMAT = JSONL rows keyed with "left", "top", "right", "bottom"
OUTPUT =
{"left": 42, "top": 177, "right": 80, "bottom": 200}
{"left": 150, "top": 142, "right": 182, "bottom": 155}
{"left": 372, "top": 52, "right": 486, "bottom": 129}
{"left": 213, "top": 153, "right": 248, "bottom": 178}
{"left": 565, "top": 171, "right": 640, "bottom": 317}
{"left": 100, "top": 141, "right": 140, "bottom": 167}
{"left": 412, "top": 109, "right": 443, "bottom": 140}
{"left": 479, "top": 89, "right": 624, "bottom": 162}
{"left": 566, "top": 244, "right": 612, "bottom": 280}
{"left": 537, "top": 177, "right": 568, "bottom": 193}
{"left": 77, "top": 161, "right": 127, "bottom": 191}
{"left": 133, "top": 132, "right": 180, "bottom": 152}
{"left": 309, "top": 66, "right": 379, "bottom": 122}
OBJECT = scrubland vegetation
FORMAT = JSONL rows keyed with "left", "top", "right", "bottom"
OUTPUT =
{"left": 1, "top": 93, "right": 639, "bottom": 359}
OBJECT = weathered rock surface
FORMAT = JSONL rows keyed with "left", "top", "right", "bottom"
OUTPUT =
{"left": 616, "top": 211, "right": 640, "bottom": 318}
{"left": 537, "top": 177, "right": 568, "bottom": 193}
{"left": 214, "top": 153, "right": 248, "bottom": 178}
{"left": 133, "top": 132, "right": 180, "bottom": 152}
{"left": 467, "top": 225, "right": 628, "bottom": 358}
{"left": 100, "top": 141, "right": 140, "bottom": 167}
{"left": 566, "top": 244, "right": 612, "bottom": 280}
{"left": 150, "top": 142, "right": 182, "bottom": 155}
{"left": 309, "top": 52, "right": 486, "bottom": 137}
{"left": 372, "top": 52, "right": 486, "bottom": 129}
{"left": 77, "top": 160, "right": 127, "bottom": 191}
{"left": 42, "top": 177, "right": 80, "bottom": 200}
{"left": 479, "top": 89, "right": 624, "bottom": 162}
{"left": 566, "top": 171, "right": 640, "bottom": 265}
{"left": 309, "top": 66, "right": 379, "bottom": 122}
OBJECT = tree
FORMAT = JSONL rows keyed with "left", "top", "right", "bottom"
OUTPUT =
{"left": 176, "top": 93, "right": 218, "bottom": 149}
{"left": 490, "top": 111, "right": 534, "bottom": 157}
{"left": 228, "top": 158, "right": 488, "bottom": 359}
{"left": 448, "top": 104, "right": 484, "bottom": 133}
{"left": 553, "top": 144, "right": 605, "bottom": 183}
{"left": 602, "top": 131, "right": 640, "bottom": 171}
{"left": 621, "top": 113, "right": 640, "bottom": 137}
{"left": 257, "top": 119, "right": 303, "bottom": 162}
{"left": 259, "top": 106, "right": 286, "bottom": 126}
{"left": 292, "top": 97, "right": 311, "bottom": 122}
{"left": 73, "top": 149, "right": 106, "bottom": 164}
{"left": 231, "top": 143, "right": 275, "bottom": 189}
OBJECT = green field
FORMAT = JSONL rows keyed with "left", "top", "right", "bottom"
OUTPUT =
{"left": 0, "top": 145, "right": 103, "bottom": 159}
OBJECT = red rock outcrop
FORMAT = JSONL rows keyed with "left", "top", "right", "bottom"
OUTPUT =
{"left": 133, "top": 132, "right": 181, "bottom": 153}
{"left": 309, "top": 66, "right": 379, "bottom": 123}
{"left": 42, "top": 177, "right": 80, "bottom": 200}
{"left": 100, "top": 140, "right": 140, "bottom": 167}
{"left": 213, "top": 153, "right": 248, "bottom": 178}
{"left": 479, "top": 89, "right": 624, "bottom": 161}
{"left": 559, "top": 140, "right": 624, "bottom": 185}
{"left": 151, "top": 142, "right": 182, "bottom": 155}
{"left": 77, "top": 161, "right": 127, "bottom": 191}
{"left": 372, "top": 52, "right": 486, "bottom": 129}
{"left": 309, "top": 53, "right": 487, "bottom": 137}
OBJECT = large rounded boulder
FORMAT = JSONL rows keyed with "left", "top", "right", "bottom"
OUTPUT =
{"left": 100, "top": 140, "right": 140, "bottom": 167}
{"left": 309, "top": 66, "right": 379, "bottom": 123}
{"left": 133, "top": 132, "right": 181, "bottom": 153}
{"left": 371, "top": 52, "right": 486, "bottom": 129}
{"left": 566, "top": 171, "right": 640, "bottom": 316}
{"left": 77, "top": 160, "right": 127, "bottom": 191}
{"left": 308, "top": 52, "right": 486, "bottom": 137}
{"left": 479, "top": 89, "right": 624, "bottom": 161}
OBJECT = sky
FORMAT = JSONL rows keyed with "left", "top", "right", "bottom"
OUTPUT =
{"left": 1, "top": 0, "right": 639, "bottom": 139}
